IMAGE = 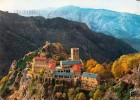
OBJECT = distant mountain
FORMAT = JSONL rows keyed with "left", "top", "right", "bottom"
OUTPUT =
{"left": 51, "top": 6, "right": 140, "bottom": 38}
{"left": 0, "top": 11, "right": 137, "bottom": 77}
{"left": 18, "top": 6, "right": 140, "bottom": 51}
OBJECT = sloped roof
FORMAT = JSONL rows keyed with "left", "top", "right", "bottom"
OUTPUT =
{"left": 34, "top": 57, "right": 46, "bottom": 60}
{"left": 72, "top": 64, "right": 82, "bottom": 71}
{"left": 82, "top": 72, "right": 98, "bottom": 78}
{"left": 54, "top": 72, "right": 73, "bottom": 76}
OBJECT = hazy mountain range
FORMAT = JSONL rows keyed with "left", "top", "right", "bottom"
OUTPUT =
{"left": 16, "top": 5, "right": 140, "bottom": 51}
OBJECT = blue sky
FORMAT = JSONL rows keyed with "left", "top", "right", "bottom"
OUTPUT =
{"left": 0, "top": 0, "right": 140, "bottom": 15}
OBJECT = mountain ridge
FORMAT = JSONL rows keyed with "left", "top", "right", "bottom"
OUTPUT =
{"left": 12, "top": 6, "right": 140, "bottom": 39}
{"left": 15, "top": 6, "right": 140, "bottom": 51}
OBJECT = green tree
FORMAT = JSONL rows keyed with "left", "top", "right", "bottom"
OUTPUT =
{"left": 76, "top": 87, "right": 81, "bottom": 93}
{"left": 74, "top": 92, "right": 86, "bottom": 100}
{"left": 89, "top": 91, "right": 94, "bottom": 98}
{"left": 93, "top": 89, "right": 104, "bottom": 100}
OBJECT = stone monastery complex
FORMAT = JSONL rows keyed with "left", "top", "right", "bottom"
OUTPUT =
{"left": 31, "top": 48, "right": 100, "bottom": 90}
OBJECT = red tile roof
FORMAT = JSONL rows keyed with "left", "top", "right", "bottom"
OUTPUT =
{"left": 48, "top": 59, "right": 56, "bottom": 63}
{"left": 72, "top": 64, "right": 82, "bottom": 71}
{"left": 48, "top": 64, "right": 56, "bottom": 70}
{"left": 34, "top": 57, "right": 46, "bottom": 60}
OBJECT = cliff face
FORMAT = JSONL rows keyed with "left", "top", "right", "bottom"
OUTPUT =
{"left": 0, "top": 11, "right": 137, "bottom": 77}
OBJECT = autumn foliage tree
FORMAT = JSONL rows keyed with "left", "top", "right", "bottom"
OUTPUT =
{"left": 93, "top": 64, "right": 105, "bottom": 76}
{"left": 111, "top": 53, "right": 140, "bottom": 78}
{"left": 86, "top": 59, "right": 97, "bottom": 72}
{"left": 86, "top": 59, "right": 97, "bottom": 69}
{"left": 86, "top": 59, "right": 106, "bottom": 77}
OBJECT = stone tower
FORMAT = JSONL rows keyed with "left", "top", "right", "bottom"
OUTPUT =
{"left": 71, "top": 48, "right": 79, "bottom": 60}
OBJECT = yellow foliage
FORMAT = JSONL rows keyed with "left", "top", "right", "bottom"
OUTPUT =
{"left": 90, "top": 68, "right": 95, "bottom": 73}
{"left": 86, "top": 59, "right": 106, "bottom": 77}
{"left": 39, "top": 69, "right": 45, "bottom": 73}
{"left": 94, "top": 64, "right": 105, "bottom": 76}
{"left": 45, "top": 41, "right": 50, "bottom": 45}
{"left": 29, "top": 70, "right": 34, "bottom": 75}
{"left": 0, "top": 76, "right": 8, "bottom": 84}
{"left": 86, "top": 59, "right": 97, "bottom": 68}
{"left": 39, "top": 68, "right": 45, "bottom": 76}
{"left": 87, "top": 67, "right": 92, "bottom": 72}
{"left": 111, "top": 53, "right": 140, "bottom": 78}
{"left": 8, "top": 71, "right": 13, "bottom": 76}
{"left": 55, "top": 55, "right": 60, "bottom": 61}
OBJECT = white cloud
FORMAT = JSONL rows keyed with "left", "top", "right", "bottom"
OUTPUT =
{"left": 0, "top": 0, "right": 140, "bottom": 14}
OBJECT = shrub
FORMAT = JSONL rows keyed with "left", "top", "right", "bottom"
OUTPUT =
{"left": 93, "top": 89, "right": 104, "bottom": 100}
{"left": 115, "top": 82, "right": 133, "bottom": 100}
{"left": 0, "top": 85, "right": 9, "bottom": 96}
{"left": 62, "top": 93, "right": 67, "bottom": 100}
{"left": 89, "top": 91, "right": 94, "bottom": 98}
{"left": 0, "top": 76, "right": 8, "bottom": 85}
{"left": 16, "top": 53, "right": 36, "bottom": 69}
{"left": 76, "top": 87, "right": 81, "bottom": 93}
{"left": 29, "top": 87, "right": 36, "bottom": 95}
{"left": 68, "top": 88, "right": 76, "bottom": 100}
{"left": 74, "top": 92, "right": 86, "bottom": 100}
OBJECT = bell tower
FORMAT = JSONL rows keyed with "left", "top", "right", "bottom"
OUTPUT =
{"left": 71, "top": 48, "right": 79, "bottom": 60}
